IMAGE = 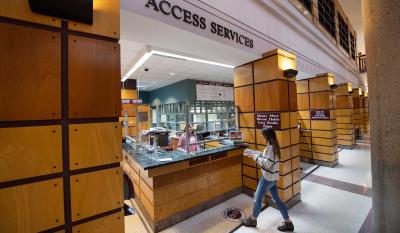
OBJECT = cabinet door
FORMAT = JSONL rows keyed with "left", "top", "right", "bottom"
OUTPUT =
{"left": 0, "top": 22, "right": 61, "bottom": 121}
{"left": 68, "top": 35, "right": 120, "bottom": 119}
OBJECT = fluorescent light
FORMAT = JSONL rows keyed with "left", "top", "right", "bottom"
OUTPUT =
{"left": 121, "top": 48, "right": 234, "bottom": 82}
{"left": 152, "top": 50, "right": 235, "bottom": 68}
{"left": 121, "top": 51, "right": 152, "bottom": 82}
{"left": 138, "top": 85, "right": 147, "bottom": 88}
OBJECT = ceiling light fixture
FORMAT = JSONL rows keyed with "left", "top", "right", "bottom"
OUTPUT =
{"left": 152, "top": 50, "right": 235, "bottom": 68}
{"left": 121, "top": 51, "right": 152, "bottom": 82}
{"left": 121, "top": 49, "right": 234, "bottom": 81}
{"left": 169, "top": 73, "right": 175, "bottom": 76}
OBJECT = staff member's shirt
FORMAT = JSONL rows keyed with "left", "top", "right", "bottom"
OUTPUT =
{"left": 252, "top": 144, "right": 279, "bottom": 181}
{"left": 177, "top": 133, "right": 199, "bottom": 152}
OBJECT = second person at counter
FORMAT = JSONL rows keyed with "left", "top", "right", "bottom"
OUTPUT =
{"left": 177, "top": 123, "right": 200, "bottom": 152}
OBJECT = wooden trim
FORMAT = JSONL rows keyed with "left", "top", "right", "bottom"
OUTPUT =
{"left": 0, "top": 16, "right": 60, "bottom": 32}
{"left": 61, "top": 20, "right": 73, "bottom": 233}
{"left": 0, "top": 173, "right": 62, "bottom": 189}
{"left": 0, "top": 120, "right": 61, "bottom": 128}
{"left": 69, "top": 118, "right": 119, "bottom": 124}
{"left": 68, "top": 29, "right": 118, "bottom": 43}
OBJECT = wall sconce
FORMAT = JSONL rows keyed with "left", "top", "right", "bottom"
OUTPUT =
{"left": 330, "top": 84, "right": 338, "bottom": 89}
{"left": 283, "top": 69, "right": 298, "bottom": 78}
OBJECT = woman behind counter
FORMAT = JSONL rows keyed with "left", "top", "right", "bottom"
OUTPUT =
{"left": 177, "top": 123, "right": 200, "bottom": 152}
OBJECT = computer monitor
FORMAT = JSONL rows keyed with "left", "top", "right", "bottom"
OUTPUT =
{"left": 157, "top": 133, "right": 169, "bottom": 147}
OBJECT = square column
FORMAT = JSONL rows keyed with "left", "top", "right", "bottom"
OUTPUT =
{"left": 234, "top": 49, "right": 301, "bottom": 207}
{"left": 352, "top": 88, "right": 363, "bottom": 139}
{"left": 297, "top": 73, "right": 338, "bottom": 167}
{"left": 336, "top": 83, "right": 356, "bottom": 148}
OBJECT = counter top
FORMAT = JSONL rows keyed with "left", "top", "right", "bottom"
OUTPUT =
{"left": 123, "top": 143, "right": 242, "bottom": 170}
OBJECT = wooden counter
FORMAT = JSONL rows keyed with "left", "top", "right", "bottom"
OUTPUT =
{"left": 122, "top": 147, "right": 244, "bottom": 232}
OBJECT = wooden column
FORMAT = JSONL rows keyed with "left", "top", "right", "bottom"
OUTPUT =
{"left": 0, "top": 1, "right": 124, "bottom": 233}
{"left": 336, "top": 83, "right": 356, "bottom": 148}
{"left": 352, "top": 88, "right": 364, "bottom": 139}
{"left": 361, "top": 92, "right": 369, "bottom": 135}
{"left": 297, "top": 73, "right": 338, "bottom": 167}
{"left": 234, "top": 49, "right": 301, "bottom": 207}
{"left": 121, "top": 79, "right": 138, "bottom": 137}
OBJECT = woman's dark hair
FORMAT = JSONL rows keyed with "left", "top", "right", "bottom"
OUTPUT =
{"left": 261, "top": 128, "right": 281, "bottom": 159}
{"left": 183, "top": 123, "right": 194, "bottom": 135}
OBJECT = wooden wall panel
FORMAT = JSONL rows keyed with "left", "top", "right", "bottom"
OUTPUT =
{"left": 243, "top": 176, "right": 257, "bottom": 190}
{"left": 155, "top": 188, "right": 208, "bottom": 221}
{"left": 310, "top": 92, "right": 334, "bottom": 109}
{"left": 243, "top": 165, "right": 257, "bottom": 178}
{"left": 152, "top": 176, "right": 208, "bottom": 206}
{"left": 70, "top": 167, "right": 123, "bottom": 221}
{"left": 336, "top": 96, "right": 353, "bottom": 109}
{"left": 68, "top": 35, "right": 120, "bottom": 119}
{"left": 289, "top": 81, "right": 298, "bottom": 110}
{"left": 0, "top": 22, "right": 61, "bottom": 121}
{"left": 69, "top": 122, "right": 122, "bottom": 170}
{"left": 290, "top": 112, "right": 298, "bottom": 128}
{"left": 254, "top": 56, "right": 279, "bottom": 83}
{"left": 0, "top": 126, "right": 62, "bottom": 182}
{"left": 242, "top": 155, "right": 257, "bottom": 167}
{"left": 255, "top": 81, "right": 289, "bottom": 111}
{"left": 336, "top": 84, "right": 352, "bottom": 96}
{"left": 0, "top": 179, "right": 64, "bottom": 233}
{"left": 0, "top": 0, "right": 61, "bottom": 27}
{"left": 208, "top": 176, "right": 242, "bottom": 199}
{"left": 296, "top": 80, "right": 309, "bottom": 93}
{"left": 208, "top": 164, "right": 241, "bottom": 186}
{"left": 239, "top": 113, "right": 255, "bottom": 127}
{"left": 297, "top": 94, "right": 310, "bottom": 110}
{"left": 309, "top": 75, "right": 335, "bottom": 92}
{"left": 121, "top": 89, "right": 137, "bottom": 99}
{"left": 241, "top": 128, "right": 256, "bottom": 144}
{"left": 72, "top": 211, "right": 124, "bottom": 233}
{"left": 69, "top": 0, "right": 120, "bottom": 39}
{"left": 233, "top": 63, "right": 253, "bottom": 87}
{"left": 234, "top": 86, "right": 254, "bottom": 112}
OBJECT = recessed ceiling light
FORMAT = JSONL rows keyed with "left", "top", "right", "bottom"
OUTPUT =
{"left": 169, "top": 73, "right": 175, "bottom": 76}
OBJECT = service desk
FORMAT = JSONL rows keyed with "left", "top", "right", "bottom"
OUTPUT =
{"left": 122, "top": 144, "right": 244, "bottom": 232}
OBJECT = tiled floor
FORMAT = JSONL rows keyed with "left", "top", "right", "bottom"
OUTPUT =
{"left": 125, "top": 141, "right": 372, "bottom": 233}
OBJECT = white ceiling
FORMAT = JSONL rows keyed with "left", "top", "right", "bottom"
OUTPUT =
{"left": 119, "top": 9, "right": 253, "bottom": 91}
{"left": 120, "top": 39, "right": 145, "bottom": 75}
{"left": 127, "top": 54, "right": 233, "bottom": 91}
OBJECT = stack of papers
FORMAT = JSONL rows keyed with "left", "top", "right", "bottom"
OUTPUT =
{"left": 243, "top": 149, "right": 262, "bottom": 157}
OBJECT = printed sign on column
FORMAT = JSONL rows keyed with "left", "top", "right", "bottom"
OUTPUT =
{"left": 255, "top": 112, "right": 281, "bottom": 130}
{"left": 310, "top": 110, "right": 330, "bottom": 120}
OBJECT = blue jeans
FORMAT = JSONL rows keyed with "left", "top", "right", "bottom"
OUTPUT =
{"left": 252, "top": 176, "right": 289, "bottom": 219}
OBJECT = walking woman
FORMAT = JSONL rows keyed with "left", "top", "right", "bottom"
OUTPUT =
{"left": 242, "top": 128, "right": 294, "bottom": 232}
